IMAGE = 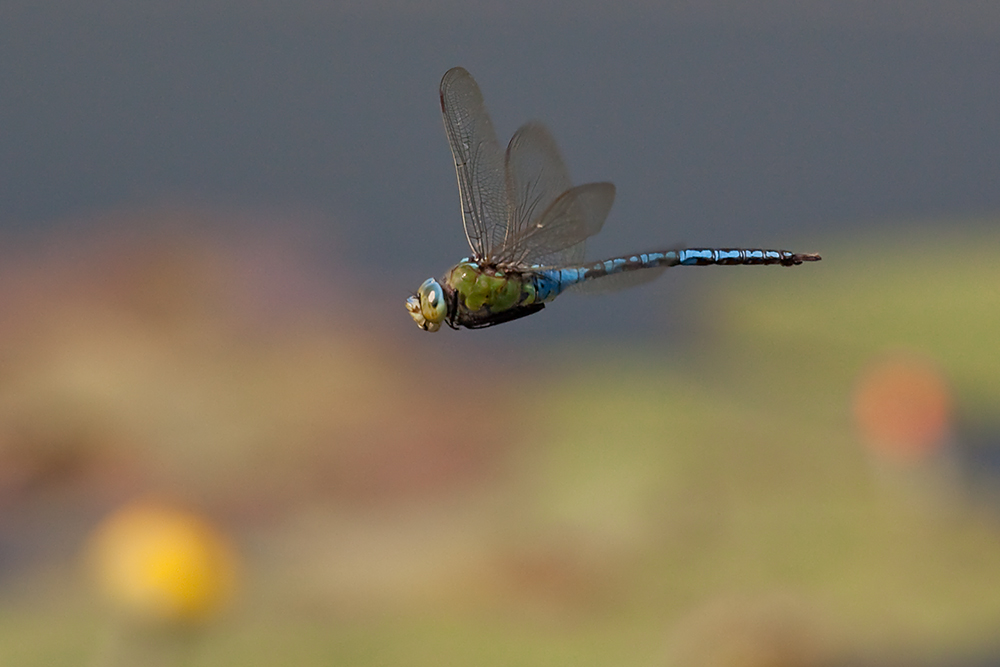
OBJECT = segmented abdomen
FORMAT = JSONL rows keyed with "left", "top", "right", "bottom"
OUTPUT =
{"left": 532, "top": 247, "right": 820, "bottom": 301}
{"left": 673, "top": 248, "right": 819, "bottom": 266}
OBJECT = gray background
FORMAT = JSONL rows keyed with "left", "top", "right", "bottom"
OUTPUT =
{"left": 2, "top": 1, "right": 997, "bottom": 341}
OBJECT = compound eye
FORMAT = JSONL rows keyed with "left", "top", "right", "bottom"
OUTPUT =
{"left": 418, "top": 279, "right": 447, "bottom": 324}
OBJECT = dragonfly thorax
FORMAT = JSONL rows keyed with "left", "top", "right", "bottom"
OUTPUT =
{"left": 445, "top": 261, "right": 530, "bottom": 313}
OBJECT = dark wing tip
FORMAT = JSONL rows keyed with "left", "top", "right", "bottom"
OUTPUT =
{"left": 440, "top": 67, "right": 469, "bottom": 92}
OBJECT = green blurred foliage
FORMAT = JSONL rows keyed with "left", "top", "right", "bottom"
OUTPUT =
{"left": 1, "top": 223, "right": 999, "bottom": 666}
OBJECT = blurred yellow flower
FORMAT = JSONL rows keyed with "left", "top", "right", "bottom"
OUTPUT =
{"left": 86, "top": 499, "right": 238, "bottom": 624}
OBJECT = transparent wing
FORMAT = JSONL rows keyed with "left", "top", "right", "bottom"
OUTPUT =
{"left": 502, "top": 182, "right": 616, "bottom": 267}
{"left": 439, "top": 67, "right": 509, "bottom": 261}
{"left": 497, "top": 123, "right": 573, "bottom": 263}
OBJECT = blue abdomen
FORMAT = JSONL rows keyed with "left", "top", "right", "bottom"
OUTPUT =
{"left": 530, "top": 247, "right": 819, "bottom": 301}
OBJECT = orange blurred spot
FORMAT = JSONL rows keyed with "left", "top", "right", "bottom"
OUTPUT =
{"left": 852, "top": 354, "right": 951, "bottom": 463}
{"left": 86, "top": 499, "right": 238, "bottom": 624}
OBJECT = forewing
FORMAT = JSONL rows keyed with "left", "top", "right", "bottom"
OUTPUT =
{"left": 504, "top": 182, "right": 616, "bottom": 267}
{"left": 439, "top": 67, "right": 509, "bottom": 260}
{"left": 498, "top": 123, "right": 573, "bottom": 262}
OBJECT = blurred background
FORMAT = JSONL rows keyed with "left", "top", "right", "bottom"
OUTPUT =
{"left": 1, "top": 2, "right": 1000, "bottom": 665}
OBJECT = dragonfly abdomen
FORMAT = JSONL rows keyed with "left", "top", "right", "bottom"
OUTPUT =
{"left": 534, "top": 251, "right": 680, "bottom": 300}
{"left": 533, "top": 247, "right": 821, "bottom": 300}
{"left": 675, "top": 248, "right": 821, "bottom": 266}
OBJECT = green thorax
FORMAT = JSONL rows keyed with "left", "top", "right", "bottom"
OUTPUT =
{"left": 445, "top": 261, "right": 536, "bottom": 313}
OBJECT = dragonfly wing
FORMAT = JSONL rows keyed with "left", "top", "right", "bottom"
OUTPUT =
{"left": 440, "top": 67, "right": 509, "bottom": 260}
{"left": 506, "top": 182, "right": 615, "bottom": 267}
{"left": 498, "top": 123, "right": 573, "bottom": 262}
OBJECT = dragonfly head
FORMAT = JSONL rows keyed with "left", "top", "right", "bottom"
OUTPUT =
{"left": 406, "top": 278, "right": 447, "bottom": 332}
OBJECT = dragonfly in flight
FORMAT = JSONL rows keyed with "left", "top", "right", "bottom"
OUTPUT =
{"left": 407, "top": 67, "right": 820, "bottom": 331}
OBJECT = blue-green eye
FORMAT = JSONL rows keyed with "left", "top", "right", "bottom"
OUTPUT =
{"left": 418, "top": 279, "right": 446, "bottom": 324}
{"left": 405, "top": 278, "right": 446, "bottom": 331}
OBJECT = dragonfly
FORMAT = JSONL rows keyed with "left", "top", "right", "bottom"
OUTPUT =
{"left": 407, "top": 67, "right": 820, "bottom": 332}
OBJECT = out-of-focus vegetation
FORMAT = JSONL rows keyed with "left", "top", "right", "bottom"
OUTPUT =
{"left": 1, "top": 215, "right": 999, "bottom": 666}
